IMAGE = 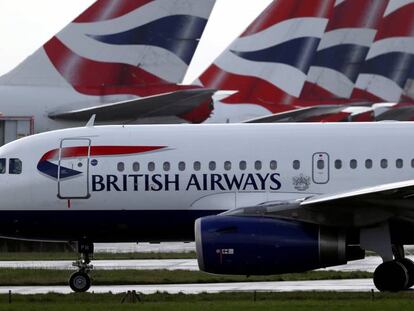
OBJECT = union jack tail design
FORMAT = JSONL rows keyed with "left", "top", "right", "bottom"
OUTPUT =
{"left": 0, "top": 0, "right": 215, "bottom": 98}
{"left": 197, "top": 0, "right": 335, "bottom": 122}
{"left": 301, "top": 0, "right": 389, "bottom": 101}
{"left": 352, "top": 0, "right": 414, "bottom": 102}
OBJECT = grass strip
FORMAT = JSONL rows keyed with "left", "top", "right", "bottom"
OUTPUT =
{"left": 0, "top": 292, "right": 413, "bottom": 311}
{"left": 0, "top": 269, "right": 372, "bottom": 286}
{"left": 0, "top": 252, "right": 196, "bottom": 261}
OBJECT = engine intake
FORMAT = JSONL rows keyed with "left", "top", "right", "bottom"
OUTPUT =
{"left": 195, "top": 216, "right": 364, "bottom": 275}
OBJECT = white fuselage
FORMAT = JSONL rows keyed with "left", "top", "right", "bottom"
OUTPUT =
{"left": 0, "top": 122, "right": 412, "bottom": 242}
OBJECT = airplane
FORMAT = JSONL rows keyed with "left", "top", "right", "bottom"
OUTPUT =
{"left": 198, "top": 0, "right": 414, "bottom": 123}
{"left": 0, "top": 0, "right": 217, "bottom": 144}
{"left": 197, "top": 0, "right": 336, "bottom": 123}
{"left": 1, "top": 119, "right": 414, "bottom": 293}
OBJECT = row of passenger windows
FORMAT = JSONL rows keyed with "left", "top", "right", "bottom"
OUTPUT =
{"left": 115, "top": 158, "right": 414, "bottom": 172}
{"left": 334, "top": 159, "right": 409, "bottom": 170}
{"left": 0, "top": 158, "right": 22, "bottom": 175}
{"left": 311, "top": 159, "right": 411, "bottom": 170}
{"left": 117, "top": 160, "right": 279, "bottom": 172}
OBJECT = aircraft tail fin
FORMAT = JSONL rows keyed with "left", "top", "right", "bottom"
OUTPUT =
{"left": 197, "top": 0, "right": 334, "bottom": 116}
{"left": 300, "top": 0, "right": 389, "bottom": 101}
{"left": 0, "top": 0, "right": 215, "bottom": 95}
{"left": 351, "top": 1, "right": 414, "bottom": 102}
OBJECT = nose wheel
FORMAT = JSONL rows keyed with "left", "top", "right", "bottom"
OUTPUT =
{"left": 69, "top": 271, "right": 91, "bottom": 293}
{"left": 69, "top": 241, "right": 94, "bottom": 293}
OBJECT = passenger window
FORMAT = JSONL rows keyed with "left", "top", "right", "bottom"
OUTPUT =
{"left": 381, "top": 159, "right": 388, "bottom": 169}
{"left": 293, "top": 160, "right": 300, "bottom": 170}
{"left": 335, "top": 160, "right": 342, "bottom": 170}
{"left": 132, "top": 162, "right": 140, "bottom": 172}
{"left": 0, "top": 158, "right": 5, "bottom": 174}
{"left": 163, "top": 162, "right": 170, "bottom": 172}
{"left": 117, "top": 162, "right": 125, "bottom": 172}
{"left": 396, "top": 159, "right": 403, "bottom": 169}
{"left": 317, "top": 160, "right": 325, "bottom": 170}
{"left": 365, "top": 159, "right": 373, "bottom": 169}
{"left": 148, "top": 162, "right": 155, "bottom": 172}
{"left": 255, "top": 161, "right": 262, "bottom": 170}
{"left": 224, "top": 161, "right": 231, "bottom": 171}
{"left": 412, "top": 159, "right": 414, "bottom": 168}
{"left": 178, "top": 162, "right": 186, "bottom": 171}
{"left": 9, "top": 159, "right": 22, "bottom": 175}
{"left": 350, "top": 159, "right": 357, "bottom": 169}
{"left": 270, "top": 160, "right": 277, "bottom": 170}
{"left": 239, "top": 161, "right": 247, "bottom": 171}
{"left": 209, "top": 161, "right": 216, "bottom": 171}
{"left": 194, "top": 161, "right": 201, "bottom": 171}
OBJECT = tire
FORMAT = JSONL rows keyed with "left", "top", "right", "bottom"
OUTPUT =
{"left": 374, "top": 261, "right": 409, "bottom": 292}
{"left": 399, "top": 258, "right": 414, "bottom": 289}
{"left": 69, "top": 271, "right": 91, "bottom": 293}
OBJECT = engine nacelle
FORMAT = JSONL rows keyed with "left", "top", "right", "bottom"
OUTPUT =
{"left": 195, "top": 216, "right": 364, "bottom": 275}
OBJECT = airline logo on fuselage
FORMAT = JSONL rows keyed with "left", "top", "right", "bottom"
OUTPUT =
{"left": 38, "top": 145, "right": 283, "bottom": 192}
{"left": 37, "top": 146, "right": 166, "bottom": 179}
{"left": 92, "top": 173, "right": 282, "bottom": 192}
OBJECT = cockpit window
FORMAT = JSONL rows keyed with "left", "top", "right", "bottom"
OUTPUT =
{"left": 9, "top": 159, "right": 22, "bottom": 175}
{"left": 0, "top": 159, "right": 5, "bottom": 174}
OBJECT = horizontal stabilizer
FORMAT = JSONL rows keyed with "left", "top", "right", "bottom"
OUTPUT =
{"left": 244, "top": 106, "right": 346, "bottom": 123}
{"left": 48, "top": 89, "right": 216, "bottom": 122}
{"left": 244, "top": 103, "right": 375, "bottom": 123}
{"left": 376, "top": 105, "right": 414, "bottom": 121}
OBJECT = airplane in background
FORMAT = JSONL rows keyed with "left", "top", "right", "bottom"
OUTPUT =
{"left": 197, "top": 0, "right": 336, "bottom": 123}
{"left": 1, "top": 120, "right": 414, "bottom": 292}
{"left": 0, "top": 0, "right": 217, "bottom": 144}
{"left": 198, "top": 0, "right": 414, "bottom": 123}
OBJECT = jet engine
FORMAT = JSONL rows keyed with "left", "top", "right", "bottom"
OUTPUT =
{"left": 195, "top": 216, "right": 364, "bottom": 275}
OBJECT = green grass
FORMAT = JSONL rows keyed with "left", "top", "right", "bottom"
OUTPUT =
{"left": 0, "top": 252, "right": 196, "bottom": 261}
{"left": 0, "top": 292, "right": 413, "bottom": 311}
{"left": 0, "top": 269, "right": 372, "bottom": 286}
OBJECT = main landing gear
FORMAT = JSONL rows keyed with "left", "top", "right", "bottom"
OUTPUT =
{"left": 69, "top": 241, "right": 94, "bottom": 293}
{"left": 374, "top": 245, "right": 414, "bottom": 292}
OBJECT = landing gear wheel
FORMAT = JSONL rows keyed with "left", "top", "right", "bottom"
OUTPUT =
{"left": 69, "top": 271, "right": 91, "bottom": 293}
{"left": 399, "top": 258, "right": 414, "bottom": 289}
{"left": 374, "top": 261, "right": 409, "bottom": 292}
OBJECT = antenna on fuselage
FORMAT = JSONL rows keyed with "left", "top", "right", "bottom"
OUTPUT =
{"left": 86, "top": 114, "right": 96, "bottom": 127}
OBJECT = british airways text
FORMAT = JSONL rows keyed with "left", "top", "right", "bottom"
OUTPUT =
{"left": 92, "top": 173, "right": 282, "bottom": 192}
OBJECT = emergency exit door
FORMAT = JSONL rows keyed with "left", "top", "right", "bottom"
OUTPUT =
{"left": 312, "top": 153, "right": 329, "bottom": 184}
{"left": 58, "top": 139, "right": 91, "bottom": 199}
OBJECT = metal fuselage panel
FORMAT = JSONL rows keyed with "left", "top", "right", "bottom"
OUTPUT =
{"left": 0, "top": 123, "right": 413, "bottom": 242}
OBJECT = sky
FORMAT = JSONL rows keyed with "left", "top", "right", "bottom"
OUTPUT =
{"left": 0, "top": 0, "right": 272, "bottom": 84}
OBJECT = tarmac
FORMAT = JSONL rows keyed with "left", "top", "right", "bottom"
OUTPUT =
{"left": 1, "top": 243, "right": 409, "bottom": 295}
{"left": 0, "top": 279, "right": 376, "bottom": 295}
{"left": 0, "top": 256, "right": 397, "bottom": 272}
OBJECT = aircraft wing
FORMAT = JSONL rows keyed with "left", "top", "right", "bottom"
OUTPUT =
{"left": 226, "top": 180, "right": 414, "bottom": 227}
{"left": 48, "top": 89, "right": 216, "bottom": 122}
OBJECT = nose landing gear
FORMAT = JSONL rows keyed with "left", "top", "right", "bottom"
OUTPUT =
{"left": 69, "top": 241, "right": 94, "bottom": 293}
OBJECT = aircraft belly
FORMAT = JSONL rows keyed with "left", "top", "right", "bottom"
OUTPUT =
{"left": 0, "top": 210, "right": 223, "bottom": 243}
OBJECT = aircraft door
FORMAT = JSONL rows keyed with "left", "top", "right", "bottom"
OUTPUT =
{"left": 312, "top": 153, "right": 329, "bottom": 184}
{"left": 58, "top": 138, "right": 91, "bottom": 199}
